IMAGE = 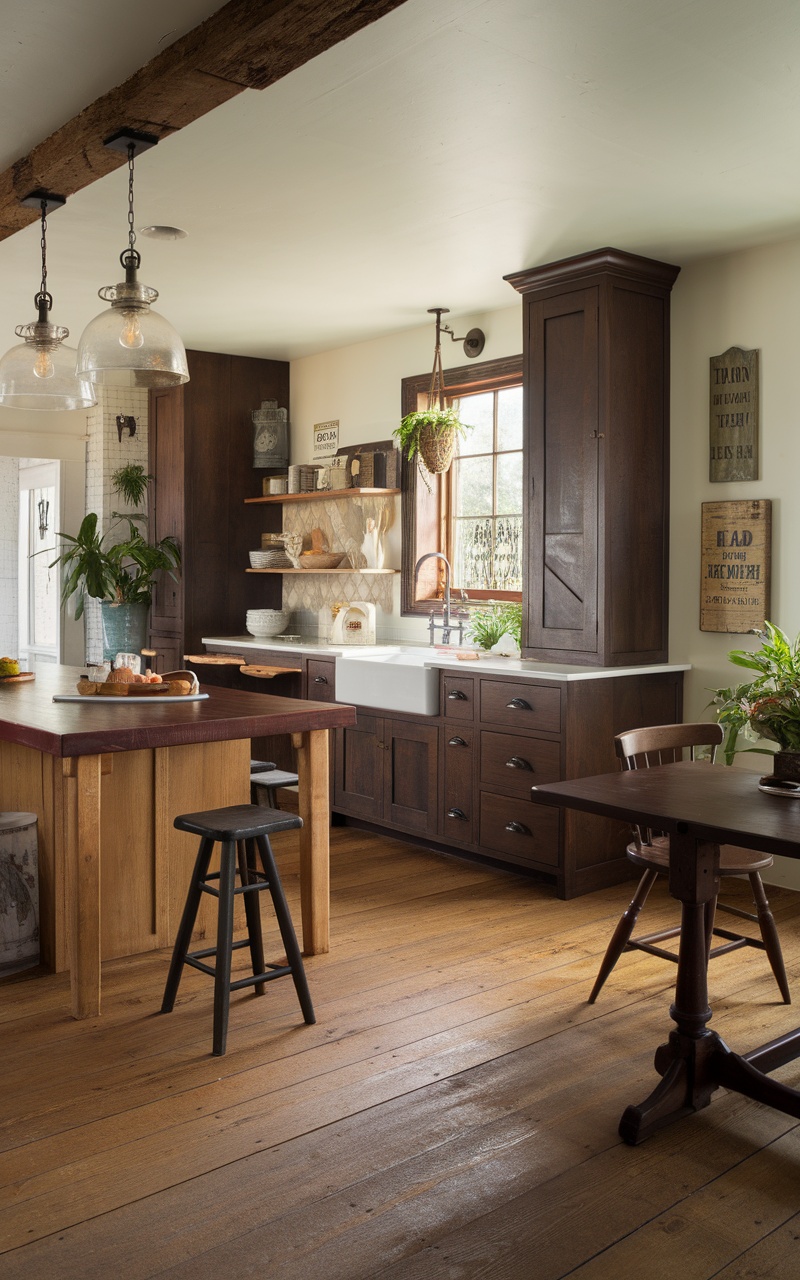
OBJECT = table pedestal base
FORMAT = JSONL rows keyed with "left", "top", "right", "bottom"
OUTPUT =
{"left": 621, "top": 830, "right": 800, "bottom": 1143}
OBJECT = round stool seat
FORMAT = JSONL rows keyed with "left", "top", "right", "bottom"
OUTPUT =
{"left": 173, "top": 803, "right": 302, "bottom": 841}
{"left": 250, "top": 769, "right": 299, "bottom": 790}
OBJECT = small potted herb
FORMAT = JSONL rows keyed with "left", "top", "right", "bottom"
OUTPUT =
{"left": 468, "top": 601, "right": 522, "bottom": 654}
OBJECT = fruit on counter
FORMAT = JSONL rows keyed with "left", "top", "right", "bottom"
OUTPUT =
{"left": 0, "top": 657, "right": 20, "bottom": 676}
{"left": 76, "top": 676, "right": 99, "bottom": 696}
{"left": 107, "top": 666, "right": 136, "bottom": 684}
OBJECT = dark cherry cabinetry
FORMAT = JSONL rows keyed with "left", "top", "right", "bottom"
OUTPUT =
{"left": 334, "top": 713, "right": 439, "bottom": 836}
{"left": 148, "top": 348, "right": 289, "bottom": 668}
{"left": 332, "top": 666, "right": 683, "bottom": 898}
{"left": 506, "top": 248, "right": 680, "bottom": 667}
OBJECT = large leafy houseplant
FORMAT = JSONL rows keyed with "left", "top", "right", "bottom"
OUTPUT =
{"left": 708, "top": 622, "right": 800, "bottom": 765}
{"left": 51, "top": 464, "right": 181, "bottom": 620}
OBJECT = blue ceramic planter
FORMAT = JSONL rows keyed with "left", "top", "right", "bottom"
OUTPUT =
{"left": 100, "top": 601, "right": 149, "bottom": 664}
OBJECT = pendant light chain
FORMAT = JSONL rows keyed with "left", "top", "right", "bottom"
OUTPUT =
{"left": 37, "top": 199, "right": 52, "bottom": 311}
{"left": 126, "top": 142, "right": 138, "bottom": 264}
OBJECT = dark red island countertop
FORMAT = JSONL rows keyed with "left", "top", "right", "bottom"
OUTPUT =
{"left": 0, "top": 665, "right": 357, "bottom": 758}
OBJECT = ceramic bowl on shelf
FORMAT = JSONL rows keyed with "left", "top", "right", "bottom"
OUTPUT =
{"left": 245, "top": 609, "right": 289, "bottom": 637}
{"left": 299, "top": 552, "right": 345, "bottom": 569}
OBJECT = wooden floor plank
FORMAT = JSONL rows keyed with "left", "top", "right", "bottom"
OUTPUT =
{"left": 1, "top": 827, "right": 800, "bottom": 1278}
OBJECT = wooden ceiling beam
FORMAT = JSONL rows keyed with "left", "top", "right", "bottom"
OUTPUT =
{"left": 0, "top": 0, "right": 409, "bottom": 240}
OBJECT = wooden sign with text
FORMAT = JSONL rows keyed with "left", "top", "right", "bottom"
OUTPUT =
{"left": 709, "top": 346, "right": 759, "bottom": 481}
{"left": 700, "top": 499, "right": 771, "bottom": 632}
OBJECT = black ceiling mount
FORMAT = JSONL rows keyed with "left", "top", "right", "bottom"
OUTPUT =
{"left": 20, "top": 191, "right": 66, "bottom": 212}
{"left": 103, "top": 128, "right": 160, "bottom": 156}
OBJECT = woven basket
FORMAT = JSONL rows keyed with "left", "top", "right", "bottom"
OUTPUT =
{"left": 418, "top": 422, "right": 456, "bottom": 474}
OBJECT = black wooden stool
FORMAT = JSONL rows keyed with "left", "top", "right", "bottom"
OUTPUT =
{"left": 161, "top": 804, "right": 315, "bottom": 1055}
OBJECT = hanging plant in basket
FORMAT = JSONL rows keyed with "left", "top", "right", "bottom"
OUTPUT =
{"left": 394, "top": 309, "right": 473, "bottom": 483}
{"left": 394, "top": 406, "right": 469, "bottom": 474}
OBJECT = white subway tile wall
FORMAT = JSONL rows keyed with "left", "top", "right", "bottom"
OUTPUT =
{"left": 84, "top": 387, "right": 149, "bottom": 664}
{"left": 0, "top": 457, "right": 19, "bottom": 656}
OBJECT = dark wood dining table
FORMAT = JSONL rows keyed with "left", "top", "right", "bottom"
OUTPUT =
{"left": 532, "top": 760, "right": 800, "bottom": 1144}
{"left": 0, "top": 667, "right": 356, "bottom": 1019}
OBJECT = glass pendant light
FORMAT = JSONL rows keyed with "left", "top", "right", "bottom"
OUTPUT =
{"left": 0, "top": 193, "right": 96, "bottom": 410}
{"left": 77, "top": 130, "right": 189, "bottom": 389}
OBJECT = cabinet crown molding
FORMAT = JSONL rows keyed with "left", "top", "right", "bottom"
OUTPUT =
{"left": 504, "top": 246, "right": 681, "bottom": 296}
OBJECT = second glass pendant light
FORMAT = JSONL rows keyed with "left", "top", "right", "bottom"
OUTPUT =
{"left": 77, "top": 130, "right": 189, "bottom": 389}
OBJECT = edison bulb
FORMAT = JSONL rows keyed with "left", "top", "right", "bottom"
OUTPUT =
{"left": 119, "top": 311, "right": 144, "bottom": 349}
{"left": 32, "top": 347, "right": 55, "bottom": 380}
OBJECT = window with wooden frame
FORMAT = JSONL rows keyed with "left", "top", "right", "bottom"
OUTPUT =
{"left": 400, "top": 353, "right": 523, "bottom": 616}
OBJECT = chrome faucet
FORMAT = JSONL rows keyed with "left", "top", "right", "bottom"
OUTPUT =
{"left": 413, "top": 552, "right": 465, "bottom": 646}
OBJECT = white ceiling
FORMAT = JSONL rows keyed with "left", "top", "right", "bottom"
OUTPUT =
{"left": 2, "top": 0, "right": 800, "bottom": 362}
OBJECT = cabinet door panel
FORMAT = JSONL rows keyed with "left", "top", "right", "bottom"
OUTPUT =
{"left": 333, "top": 714, "right": 381, "bottom": 819}
{"left": 442, "top": 674, "right": 475, "bottom": 721}
{"left": 526, "top": 289, "right": 598, "bottom": 654}
{"left": 385, "top": 720, "right": 438, "bottom": 834}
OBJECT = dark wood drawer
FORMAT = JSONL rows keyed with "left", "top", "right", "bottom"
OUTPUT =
{"left": 442, "top": 674, "right": 475, "bottom": 721}
{"left": 480, "top": 731, "right": 561, "bottom": 798}
{"left": 307, "top": 658, "right": 336, "bottom": 702}
{"left": 480, "top": 679, "right": 561, "bottom": 733}
{"left": 479, "top": 792, "right": 559, "bottom": 868}
{"left": 442, "top": 727, "right": 474, "bottom": 843}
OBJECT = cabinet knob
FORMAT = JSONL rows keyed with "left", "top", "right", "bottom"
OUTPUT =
{"left": 448, "top": 735, "right": 468, "bottom": 747}
{"left": 447, "top": 808, "right": 468, "bottom": 821}
{"left": 505, "top": 756, "right": 532, "bottom": 771}
{"left": 506, "top": 697, "right": 531, "bottom": 711}
{"left": 314, "top": 675, "right": 328, "bottom": 684}
{"left": 447, "top": 689, "right": 468, "bottom": 701}
{"left": 504, "top": 820, "right": 531, "bottom": 836}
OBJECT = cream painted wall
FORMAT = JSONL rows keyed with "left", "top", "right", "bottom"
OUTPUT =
{"left": 0, "top": 407, "right": 89, "bottom": 462}
{"left": 289, "top": 305, "right": 522, "bottom": 639}
{"left": 670, "top": 241, "right": 800, "bottom": 720}
{"left": 671, "top": 240, "right": 800, "bottom": 888}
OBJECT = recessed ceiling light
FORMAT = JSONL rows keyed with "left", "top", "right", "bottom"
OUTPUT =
{"left": 138, "top": 225, "right": 188, "bottom": 240}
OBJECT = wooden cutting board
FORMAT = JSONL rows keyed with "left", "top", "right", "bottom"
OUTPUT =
{"left": 0, "top": 672, "right": 35, "bottom": 683}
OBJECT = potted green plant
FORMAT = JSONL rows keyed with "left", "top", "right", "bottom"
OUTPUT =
{"left": 394, "top": 406, "right": 471, "bottom": 477}
{"left": 708, "top": 622, "right": 800, "bottom": 777}
{"left": 467, "top": 600, "right": 522, "bottom": 653}
{"left": 50, "top": 463, "right": 181, "bottom": 660}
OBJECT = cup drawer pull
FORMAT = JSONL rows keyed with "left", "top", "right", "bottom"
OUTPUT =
{"left": 448, "top": 735, "right": 468, "bottom": 747}
{"left": 447, "top": 807, "right": 468, "bottom": 821}
{"left": 505, "top": 756, "right": 532, "bottom": 771}
{"left": 448, "top": 689, "right": 468, "bottom": 701}
{"left": 505, "top": 820, "right": 531, "bottom": 836}
{"left": 506, "top": 697, "right": 531, "bottom": 711}
{"left": 313, "top": 675, "right": 328, "bottom": 684}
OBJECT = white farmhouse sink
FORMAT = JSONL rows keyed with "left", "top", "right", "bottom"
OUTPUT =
{"left": 335, "top": 649, "right": 439, "bottom": 716}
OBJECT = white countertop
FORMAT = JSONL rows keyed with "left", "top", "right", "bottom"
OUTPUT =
{"left": 201, "top": 636, "right": 690, "bottom": 682}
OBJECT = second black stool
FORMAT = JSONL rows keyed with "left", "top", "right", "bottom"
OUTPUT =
{"left": 161, "top": 803, "right": 315, "bottom": 1055}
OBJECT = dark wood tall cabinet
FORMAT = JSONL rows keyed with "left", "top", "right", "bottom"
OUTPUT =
{"left": 506, "top": 248, "right": 680, "bottom": 667}
{"left": 147, "top": 348, "right": 289, "bottom": 669}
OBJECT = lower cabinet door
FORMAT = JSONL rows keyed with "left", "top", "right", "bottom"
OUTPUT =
{"left": 333, "top": 713, "right": 382, "bottom": 819}
{"left": 479, "top": 791, "right": 560, "bottom": 870}
{"left": 385, "top": 718, "right": 439, "bottom": 835}
{"left": 146, "top": 631, "right": 184, "bottom": 674}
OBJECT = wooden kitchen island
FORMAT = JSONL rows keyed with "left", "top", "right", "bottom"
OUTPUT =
{"left": 0, "top": 667, "right": 356, "bottom": 1018}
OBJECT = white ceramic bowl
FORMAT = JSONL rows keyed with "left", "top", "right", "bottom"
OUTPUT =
{"left": 245, "top": 609, "right": 288, "bottom": 637}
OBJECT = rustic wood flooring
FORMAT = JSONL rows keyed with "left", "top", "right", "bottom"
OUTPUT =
{"left": 3, "top": 826, "right": 800, "bottom": 1279}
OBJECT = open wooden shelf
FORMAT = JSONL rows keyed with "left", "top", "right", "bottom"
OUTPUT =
{"left": 244, "top": 488, "right": 400, "bottom": 505}
{"left": 245, "top": 567, "right": 396, "bottom": 575}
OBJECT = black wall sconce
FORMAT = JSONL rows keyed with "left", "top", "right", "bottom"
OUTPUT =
{"left": 116, "top": 414, "right": 137, "bottom": 442}
{"left": 428, "top": 307, "right": 485, "bottom": 359}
